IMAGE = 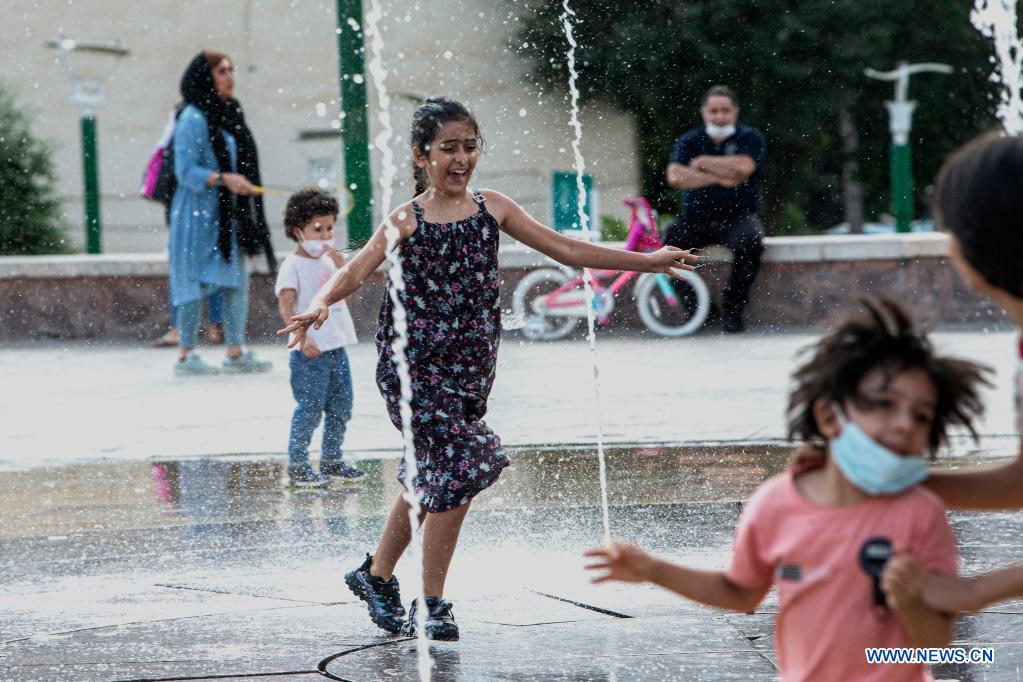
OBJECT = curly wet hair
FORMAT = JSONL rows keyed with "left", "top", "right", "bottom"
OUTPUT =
{"left": 786, "top": 297, "right": 990, "bottom": 453}
{"left": 283, "top": 188, "right": 339, "bottom": 240}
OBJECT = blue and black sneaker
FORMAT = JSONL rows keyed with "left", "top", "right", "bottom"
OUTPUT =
{"left": 399, "top": 597, "right": 459, "bottom": 641}
{"left": 287, "top": 464, "right": 330, "bottom": 488}
{"left": 344, "top": 554, "right": 405, "bottom": 634}
{"left": 320, "top": 459, "right": 365, "bottom": 480}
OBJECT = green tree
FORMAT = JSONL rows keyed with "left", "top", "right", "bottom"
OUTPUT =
{"left": 0, "top": 82, "right": 67, "bottom": 254}
{"left": 516, "top": 0, "right": 998, "bottom": 232}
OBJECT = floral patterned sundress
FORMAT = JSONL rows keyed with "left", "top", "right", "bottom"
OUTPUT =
{"left": 376, "top": 189, "right": 510, "bottom": 512}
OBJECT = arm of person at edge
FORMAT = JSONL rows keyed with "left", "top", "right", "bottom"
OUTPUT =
{"left": 583, "top": 542, "right": 768, "bottom": 613}
{"left": 276, "top": 205, "right": 416, "bottom": 346}
{"left": 689, "top": 154, "right": 757, "bottom": 187}
{"left": 922, "top": 293, "right": 1023, "bottom": 510}
{"left": 483, "top": 190, "right": 696, "bottom": 275}
{"left": 881, "top": 554, "right": 955, "bottom": 647}
{"left": 924, "top": 451, "right": 1023, "bottom": 509}
{"left": 925, "top": 562, "right": 1023, "bottom": 613}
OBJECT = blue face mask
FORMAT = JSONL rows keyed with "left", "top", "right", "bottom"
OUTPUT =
{"left": 830, "top": 408, "right": 928, "bottom": 496}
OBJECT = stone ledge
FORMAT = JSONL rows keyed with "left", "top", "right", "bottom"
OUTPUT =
{"left": 4, "top": 231, "right": 1001, "bottom": 342}
{"left": 0, "top": 233, "right": 951, "bottom": 278}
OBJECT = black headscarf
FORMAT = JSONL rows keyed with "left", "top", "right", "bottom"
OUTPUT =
{"left": 179, "top": 52, "right": 276, "bottom": 272}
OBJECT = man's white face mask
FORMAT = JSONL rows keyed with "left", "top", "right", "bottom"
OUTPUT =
{"left": 705, "top": 123, "right": 736, "bottom": 141}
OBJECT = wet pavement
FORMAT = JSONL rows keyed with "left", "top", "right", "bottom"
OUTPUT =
{"left": 2, "top": 331, "right": 1023, "bottom": 680}
{"left": 4, "top": 446, "right": 1023, "bottom": 681}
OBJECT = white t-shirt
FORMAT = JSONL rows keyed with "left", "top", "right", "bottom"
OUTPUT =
{"left": 274, "top": 252, "right": 358, "bottom": 353}
{"left": 1016, "top": 334, "right": 1023, "bottom": 435}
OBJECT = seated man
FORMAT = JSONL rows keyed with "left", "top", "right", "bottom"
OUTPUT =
{"left": 664, "top": 85, "right": 766, "bottom": 333}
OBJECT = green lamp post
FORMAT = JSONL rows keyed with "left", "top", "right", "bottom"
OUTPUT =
{"left": 864, "top": 62, "right": 952, "bottom": 233}
{"left": 335, "top": 0, "right": 372, "bottom": 245}
{"left": 46, "top": 37, "right": 129, "bottom": 254}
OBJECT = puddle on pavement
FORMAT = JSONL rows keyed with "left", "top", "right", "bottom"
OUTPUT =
{"left": 1, "top": 438, "right": 1017, "bottom": 539}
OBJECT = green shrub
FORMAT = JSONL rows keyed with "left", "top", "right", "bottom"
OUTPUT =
{"left": 600, "top": 214, "right": 629, "bottom": 241}
{"left": 0, "top": 83, "right": 68, "bottom": 255}
{"left": 772, "top": 203, "right": 820, "bottom": 236}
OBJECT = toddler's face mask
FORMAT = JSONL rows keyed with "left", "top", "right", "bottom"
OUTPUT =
{"left": 300, "top": 237, "right": 334, "bottom": 258}
{"left": 829, "top": 404, "right": 928, "bottom": 496}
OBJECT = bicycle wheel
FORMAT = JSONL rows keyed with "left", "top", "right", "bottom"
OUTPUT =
{"left": 512, "top": 268, "right": 580, "bottom": 341}
{"left": 634, "top": 269, "right": 710, "bottom": 337}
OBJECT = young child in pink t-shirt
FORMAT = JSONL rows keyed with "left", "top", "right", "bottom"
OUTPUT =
{"left": 585, "top": 298, "right": 991, "bottom": 681}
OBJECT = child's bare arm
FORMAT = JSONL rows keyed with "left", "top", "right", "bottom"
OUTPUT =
{"left": 584, "top": 543, "right": 768, "bottom": 613}
{"left": 277, "top": 206, "right": 415, "bottom": 344}
{"left": 326, "top": 247, "right": 346, "bottom": 269}
{"left": 277, "top": 288, "right": 297, "bottom": 326}
{"left": 485, "top": 190, "right": 697, "bottom": 279}
{"left": 926, "top": 563, "right": 1023, "bottom": 613}
{"left": 883, "top": 556, "right": 955, "bottom": 647}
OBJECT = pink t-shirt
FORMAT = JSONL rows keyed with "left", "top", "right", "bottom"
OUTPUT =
{"left": 726, "top": 468, "right": 957, "bottom": 682}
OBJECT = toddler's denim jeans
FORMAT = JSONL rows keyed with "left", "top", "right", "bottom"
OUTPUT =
{"left": 288, "top": 347, "right": 353, "bottom": 466}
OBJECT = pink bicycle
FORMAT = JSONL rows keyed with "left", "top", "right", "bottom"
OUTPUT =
{"left": 512, "top": 197, "right": 710, "bottom": 341}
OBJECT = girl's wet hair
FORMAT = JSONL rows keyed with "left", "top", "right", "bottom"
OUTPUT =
{"left": 786, "top": 297, "right": 990, "bottom": 452}
{"left": 409, "top": 97, "right": 483, "bottom": 197}
{"left": 283, "top": 188, "right": 338, "bottom": 240}
{"left": 935, "top": 132, "right": 1023, "bottom": 297}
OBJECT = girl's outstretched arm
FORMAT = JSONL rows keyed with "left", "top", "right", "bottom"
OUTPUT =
{"left": 276, "top": 205, "right": 417, "bottom": 347}
{"left": 485, "top": 190, "right": 697, "bottom": 279}
{"left": 584, "top": 542, "right": 768, "bottom": 614}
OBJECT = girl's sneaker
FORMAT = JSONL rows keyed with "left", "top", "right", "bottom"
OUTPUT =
{"left": 174, "top": 353, "right": 220, "bottom": 376}
{"left": 320, "top": 460, "right": 365, "bottom": 480}
{"left": 222, "top": 350, "right": 272, "bottom": 374}
{"left": 344, "top": 554, "right": 405, "bottom": 634}
{"left": 287, "top": 464, "right": 330, "bottom": 488}
{"left": 400, "top": 597, "right": 459, "bottom": 641}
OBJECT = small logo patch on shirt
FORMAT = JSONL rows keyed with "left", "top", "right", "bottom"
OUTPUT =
{"left": 777, "top": 563, "right": 802, "bottom": 581}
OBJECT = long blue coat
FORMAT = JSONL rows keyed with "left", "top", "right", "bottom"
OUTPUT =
{"left": 168, "top": 105, "right": 241, "bottom": 308}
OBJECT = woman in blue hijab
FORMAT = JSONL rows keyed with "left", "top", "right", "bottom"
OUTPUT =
{"left": 169, "top": 50, "right": 275, "bottom": 376}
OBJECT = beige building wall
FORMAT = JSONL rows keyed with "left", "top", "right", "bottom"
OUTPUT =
{"left": 1, "top": 0, "right": 640, "bottom": 254}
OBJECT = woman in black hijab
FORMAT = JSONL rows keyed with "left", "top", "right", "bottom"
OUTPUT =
{"left": 169, "top": 50, "right": 276, "bottom": 376}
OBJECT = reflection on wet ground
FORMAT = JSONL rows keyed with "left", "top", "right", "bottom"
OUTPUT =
{"left": 2, "top": 445, "right": 1022, "bottom": 681}
{"left": 4, "top": 441, "right": 1014, "bottom": 538}
{"left": 2, "top": 445, "right": 792, "bottom": 538}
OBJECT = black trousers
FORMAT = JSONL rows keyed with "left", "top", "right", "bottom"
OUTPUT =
{"left": 664, "top": 212, "right": 765, "bottom": 315}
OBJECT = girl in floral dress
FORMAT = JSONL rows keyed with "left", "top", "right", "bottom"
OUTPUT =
{"left": 279, "top": 97, "right": 696, "bottom": 640}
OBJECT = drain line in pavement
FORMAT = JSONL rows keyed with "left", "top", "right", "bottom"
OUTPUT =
{"left": 533, "top": 591, "right": 633, "bottom": 618}
{"left": 318, "top": 638, "right": 416, "bottom": 681}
